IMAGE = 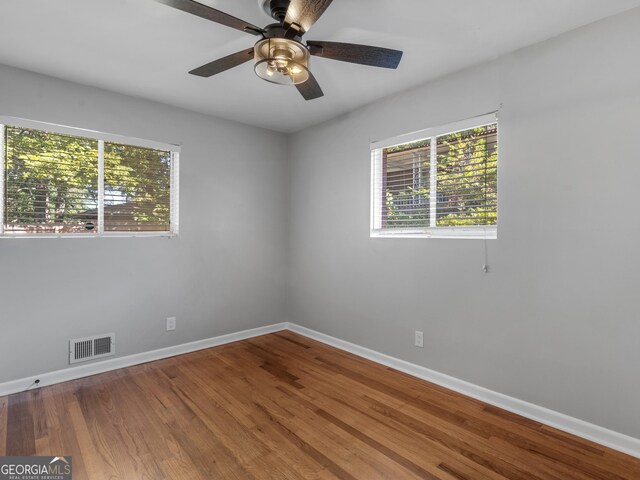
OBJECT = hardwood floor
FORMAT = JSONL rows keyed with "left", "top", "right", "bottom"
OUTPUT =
{"left": 1, "top": 331, "right": 638, "bottom": 479}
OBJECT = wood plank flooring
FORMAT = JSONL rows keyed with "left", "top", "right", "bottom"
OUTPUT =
{"left": 1, "top": 331, "right": 638, "bottom": 479}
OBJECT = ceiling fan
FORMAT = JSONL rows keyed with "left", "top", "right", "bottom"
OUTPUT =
{"left": 155, "top": 0, "right": 404, "bottom": 100}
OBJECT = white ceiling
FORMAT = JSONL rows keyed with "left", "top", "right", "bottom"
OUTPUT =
{"left": 0, "top": 0, "right": 639, "bottom": 133}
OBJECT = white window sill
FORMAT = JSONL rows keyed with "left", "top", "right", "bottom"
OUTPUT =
{"left": 0, "top": 232, "right": 178, "bottom": 239}
{"left": 371, "top": 227, "right": 497, "bottom": 240}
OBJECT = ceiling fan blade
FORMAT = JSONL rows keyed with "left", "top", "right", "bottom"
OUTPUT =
{"left": 189, "top": 48, "right": 254, "bottom": 77}
{"left": 295, "top": 72, "right": 324, "bottom": 101}
{"left": 284, "top": 0, "right": 333, "bottom": 34}
{"left": 155, "top": 0, "right": 264, "bottom": 35}
{"left": 307, "top": 41, "right": 403, "bottom": 69}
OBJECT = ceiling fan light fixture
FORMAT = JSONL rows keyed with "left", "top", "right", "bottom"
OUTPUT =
{"left": 254, "top": 38, "right": 310, "bottom": 85}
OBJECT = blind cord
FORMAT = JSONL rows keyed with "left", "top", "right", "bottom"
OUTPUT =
{"left": 483, "top": 237, "right": 489, "bottom": 274}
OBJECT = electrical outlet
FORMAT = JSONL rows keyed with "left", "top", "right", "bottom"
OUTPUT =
{"left": 415, "top": 330, "right": 424, "bottom": 348}
{"left": 166, "top": 317, "right": 177, "bottom": 331}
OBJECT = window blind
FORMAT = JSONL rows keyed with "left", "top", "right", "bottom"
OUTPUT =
{"left": 103, "top": 142, "right": 172, "bottom": 232}
{"left": 3, "top": 126, "right": 99, "bottom": 234}
{"left": 435, "top": 124, "right": 497, "bottom": 227}
{"left": 381, "top": 139, "right": 431, "bottom": 229}
{"left": 371, "top": 114, "right": 498, "bottom": 238}
{"left": 1, "top": 119, "right": 179, "bottom": 237}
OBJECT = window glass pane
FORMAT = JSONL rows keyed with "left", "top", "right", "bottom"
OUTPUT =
{"left": 4, "top": 126, "right": 99, "bottom": 234}
{"left": 103, "top": 143, "right": 171, "bottom": 232}
{"left": 436, "top": 124, "right": 497, "bottom": 227}
{"left": 382, "top": 139, "right": 431, "bottom": 229}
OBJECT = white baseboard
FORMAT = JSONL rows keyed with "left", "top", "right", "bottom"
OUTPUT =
{"left": 0, "top": 323, "right": 287, "bottom": 398}
{"left": 1, "top": 320, "right": 638, "bottom": 459}
{"left": 287, "top": 323, "right": 640, "bottom": 459}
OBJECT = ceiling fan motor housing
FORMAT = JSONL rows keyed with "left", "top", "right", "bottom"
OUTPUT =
{"left": 260, "top": 0, "right": 291, "bottom": 22}
{"left": 261, "top": 23, "right": 302, "bottom": 42}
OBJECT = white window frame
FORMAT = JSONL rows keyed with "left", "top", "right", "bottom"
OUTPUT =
{"left": 370, "top": 113, "right": 498, "bottom": 240}
{"left": 0, "top": 116, "right": 180, "bottom": 239}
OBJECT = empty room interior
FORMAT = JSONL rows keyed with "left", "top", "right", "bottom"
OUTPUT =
{"left": 1, "top": 0, "right": 640, "bottom": 478}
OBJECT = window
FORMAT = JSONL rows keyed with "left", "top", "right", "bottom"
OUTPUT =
{"left": 0, "top": 118, "right": 179, "bottom": 237}
{"left": 371, "top": 114, "right": 498, "bottom": 238}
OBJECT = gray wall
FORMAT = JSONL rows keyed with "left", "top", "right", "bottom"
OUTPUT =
{"left": 288, "top": 9, "right": 640, "bottom": 438}
{"left": 0, "top": 64, "right": 289, "bottom": 384}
